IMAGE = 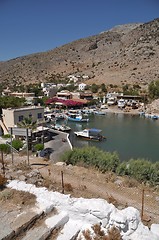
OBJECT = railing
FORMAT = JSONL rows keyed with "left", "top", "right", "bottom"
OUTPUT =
{"left": 6, "top": 141, "right": 19, "bottom": 153}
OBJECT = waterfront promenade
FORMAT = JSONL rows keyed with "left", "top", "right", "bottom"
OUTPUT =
{"left": 44, "top": 129, "right": 72, "bottom": 162}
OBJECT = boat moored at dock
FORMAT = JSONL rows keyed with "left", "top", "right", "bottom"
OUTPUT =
{"left": 74, "top": 128, "right": 106, "bottom": 141}
{"left": 65, "top": 110, "right": 89, "bottom": 122}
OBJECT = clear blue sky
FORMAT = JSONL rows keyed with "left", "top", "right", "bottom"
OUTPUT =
{"left": 0, "top": 0, "right": 158, "bottom": 61}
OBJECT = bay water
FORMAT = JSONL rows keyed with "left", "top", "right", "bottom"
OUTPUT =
{"left": 66, "top": 112, "right": 159, "bottom": 162}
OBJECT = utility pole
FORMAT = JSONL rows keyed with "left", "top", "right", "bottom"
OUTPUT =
{"left": 10, "top": 127, "right": 13, "bottom": 164}
{"left": 26, "top": 128, "right": 29, "bottom": 165}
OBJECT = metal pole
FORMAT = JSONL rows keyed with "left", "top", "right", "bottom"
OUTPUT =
{"left": 10, "top": 127, "right": 13, "bottom": 164}
{"left": 26, "top": 128, "right": 29, "bottom": 165}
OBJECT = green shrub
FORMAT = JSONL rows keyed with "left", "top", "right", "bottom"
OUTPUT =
{"left": 116, "top": 162, "right": 129, "bottom": 176}
{"left": 61, "top": 146, "right": 120, "bottom": 172}
{"left": 0, "top": 144, "right": 10, "bottom": 153}
{"left": 149, "top": 162, "right": 159, "bottom": 186}
{"left": 12, "top": 139, "right": 23, "bottom": 151}
{"left": 61, "top": 146, "right": 159, "bottom": 187}
{"left": 61, "top": 149, "right": 78, "bottom": 165}
{"left": 34, "top": 143, "right": 44, "bottom": 152}
{"left": 126, "top": 159, "right": 153, "bottom": 182}
{"left": 2, "top": 134, "right": 11, "bottom": 139}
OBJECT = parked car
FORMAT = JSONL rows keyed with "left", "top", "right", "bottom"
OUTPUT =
{"left": 39, "top": 147, "right": 53, "bottom": 158}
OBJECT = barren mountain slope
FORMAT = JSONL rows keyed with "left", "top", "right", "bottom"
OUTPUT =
{"left": 0, "top": 18, "right": 159, "bottom": 88}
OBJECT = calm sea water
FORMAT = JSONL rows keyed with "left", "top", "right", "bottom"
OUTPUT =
{"left": 65, "top": 113, "right": 159, "bottom": 162}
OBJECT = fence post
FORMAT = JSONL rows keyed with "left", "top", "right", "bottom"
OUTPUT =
{"left": 141, "top": 188, "right": 145, "bottom": 219}
{"left": 61, "top": 171, "right": 64, "bottom": 194}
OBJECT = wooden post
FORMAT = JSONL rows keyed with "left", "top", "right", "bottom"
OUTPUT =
{"left": 141, "top": 188, "right": 145, "bottom": 219}
{"left": 1, "top": 151, "right": 5, "bottom": 176}
{"left": 61, "top": 171, "right": 64, "bottom": 194}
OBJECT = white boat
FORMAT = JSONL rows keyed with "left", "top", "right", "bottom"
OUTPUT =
{"left": 118, "top": 98, "right": 126, "bottom": 108}
{"left": 65, "top": 110, "right": 89, "bottom": 122}
{"left": 74, "top": 128, "right": 106, "bottom": 141}
{"left": 51, "top": 123, "right": 71, "bottom": 132}
{"left": 94, "top": 110, "right": 106, "bottom": 115}
{"left": 107, "top": 97, "right": 116, "bottom": 106}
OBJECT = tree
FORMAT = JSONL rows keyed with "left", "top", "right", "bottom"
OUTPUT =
{"left": 100, "top": 83, "right": 107, "bottom": 93}
{"left": 0, "top": 96, "right": 25, "bottom": 110}
{"left": 148, "top": 80, "right": 159, "bottom": 99}
{"left": 0, "top": 144, "right": 10, "bottom": 154}
{"left": 91, "top": 83, "right": 99, "bottom": 93}
{"left": 17, "top": 117, "right": 37, "bottom": 131}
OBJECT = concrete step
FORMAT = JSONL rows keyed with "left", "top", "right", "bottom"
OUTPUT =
{"left": 0, "top": 209, "right": 43, "bottom": 240}
{"left": 56, "top": 219, "right": 82, "bottom": 240}
{"left": 21, "top": 211, "right": 69, "bottom": 240}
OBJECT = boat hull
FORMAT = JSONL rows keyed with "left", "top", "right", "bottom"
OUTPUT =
{"left": 67, "top": 117, "right": 89, "bottom": 122}
{"left": 74, "top": 133, "right": 106, "bottom": 141}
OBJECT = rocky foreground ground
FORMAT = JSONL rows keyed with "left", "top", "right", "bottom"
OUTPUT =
{"left": 0, "top": 151, "right": 159, "bottom": 238}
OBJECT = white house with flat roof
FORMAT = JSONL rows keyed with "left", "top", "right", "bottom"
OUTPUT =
{"left": 78, "top": 83, "right": 87, "bottom": 91}
{"left": 0, "top": 106, "right": 44, "bottom": 135}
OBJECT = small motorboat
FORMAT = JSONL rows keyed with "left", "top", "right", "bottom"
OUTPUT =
{"left": 51, "top": 123, "right": 71, "bottom": 132}
{"left": 74, "top": 128, "right": 106, "bottom": 141}
{"left": 65, "top": 110, "right": 89, "bottom": 122}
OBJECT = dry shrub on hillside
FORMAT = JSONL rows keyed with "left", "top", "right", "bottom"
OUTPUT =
{"left": 14, "top": 162, "right": 31, "bottom": 171}
{"left": 64, "top": 183, "right": 73, "bottom": 192}
{"left": 0, "top": 174, "right": 7, "bottom": 188}
{"left": 123, "top": 177, "right": 139, "bottom": 188}
{"left": 81, "top": 224, "right": 122, "bottom": 240}
{"left": 107, "top": 194, "right": 119, "bottom": 207}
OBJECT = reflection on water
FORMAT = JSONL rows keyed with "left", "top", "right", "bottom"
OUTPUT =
{"left": 59, "top": 113, "right": 159, "bottom": 162}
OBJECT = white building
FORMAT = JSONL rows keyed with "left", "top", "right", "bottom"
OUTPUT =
{"left": 78, "top": 83, "right": 87, "bottom": 91}
{"left": 1, "top": 106, "right": 44, "bottom": 135}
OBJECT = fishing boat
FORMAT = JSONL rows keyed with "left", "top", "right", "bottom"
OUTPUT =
{"left": 65, "top": 110, "right": 89, "bottom": 122}
{"left": 74, "top": 128, "right": 106, "bottom": 141}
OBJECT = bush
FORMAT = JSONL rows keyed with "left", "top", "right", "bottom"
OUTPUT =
{"left": 0, "top": 174, "right": 7, "bottom": 188}
{"left": 2, "top": 134, "right": 11, "bottom": 139}
{"left": 34, "top": 143, "right": 44, "bottom": 152}
{"left": 116, "top": 162, "right": 129, "bottom": 176}
{"left": 61, "top": 147, "right": 159, "bottom": 187}
{"left": 0, "top": 144, "right": 10, "bottom": 153}
{"left": 126, "top": 159, "right": 153, "bottom": 183}
{"left": 12, "top": 139, "right": 24, "bottom": 151}
{"left": 81, "top": 224, "right": 122, "bottom": 240}
{"left": 149, "top": 162, "right": 159, "bottom": 186}
{"left": 61, "top": 146, "right": 120, "bottom": 173}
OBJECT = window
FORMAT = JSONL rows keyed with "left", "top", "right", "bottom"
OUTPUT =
{"left": 37, "top": 113, "right": 42, "bottom": 119}
{"left": 18, "top": 115, "right": 24, "bottom": 122}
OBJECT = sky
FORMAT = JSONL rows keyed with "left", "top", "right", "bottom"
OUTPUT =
{"left": 0, "top": 0, "right": 159, "bottom": 61}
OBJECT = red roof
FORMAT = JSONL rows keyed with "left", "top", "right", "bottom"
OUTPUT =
{"left": 45, "top": 97, "right": 85, "bottom": 107}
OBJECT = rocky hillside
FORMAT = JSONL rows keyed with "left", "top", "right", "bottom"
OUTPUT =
{"left": 0, "top": 18, "right": 159, "bottom": 89}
